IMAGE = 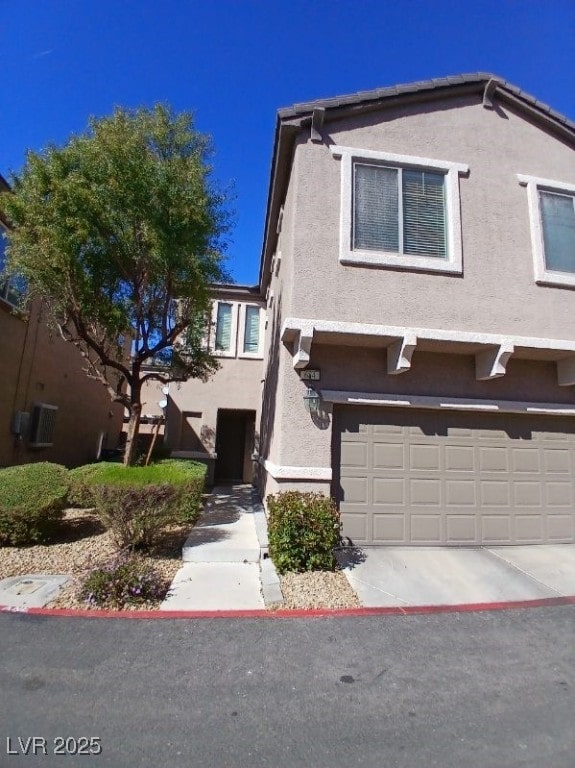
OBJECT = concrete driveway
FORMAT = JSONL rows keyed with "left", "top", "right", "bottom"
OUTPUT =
{"left": 337, "top": 544, "right": 575, "bottom": 607}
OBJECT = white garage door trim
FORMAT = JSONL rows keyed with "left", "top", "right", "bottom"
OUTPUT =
{"left": 323, "top": 389, "right": 575, "bottom": 416}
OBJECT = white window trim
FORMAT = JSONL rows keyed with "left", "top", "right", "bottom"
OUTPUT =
{"left": 517, "top": 174, "right": 575, "bottom": 288}
{"left": 211, "top": 300, "right": 238, "bottom": 358}
{"left": 238, "top": 303, "right": 265, "bottom": 359}
{"left": 331, "top": 145, "right": 468, "bottom": 274}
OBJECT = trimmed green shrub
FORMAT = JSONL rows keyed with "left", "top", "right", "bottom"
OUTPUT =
{"left": 68, "top": 463, "right": 104, "bottom": 508}
{"left": 76, "top": 459, "right": 206, "bottom": 550}
{"left": 0, "top": 462, "right": 69, "bottom": 546}
{"left": 267, "top": 491, "right": 341, "bottom": 574}
{"left": 81, "top": 553, "right": 170, "bottom": 608}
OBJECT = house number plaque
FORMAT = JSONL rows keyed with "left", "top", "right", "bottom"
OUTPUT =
{"left": 299, "top": 369, "right": 321, "bottom": 381}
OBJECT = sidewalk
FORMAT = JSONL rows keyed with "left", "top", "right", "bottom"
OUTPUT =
{"left": 160, "top": 485, "right": 268, "bottom": 611}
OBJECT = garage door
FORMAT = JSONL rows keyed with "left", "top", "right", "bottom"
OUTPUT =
{"left": 335, "top": 407, "right": 575, "bottom": 545}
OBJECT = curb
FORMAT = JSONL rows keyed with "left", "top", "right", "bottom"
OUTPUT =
{"left": 250, "top": 487, "right": 285, "bottom": 608}
{"left": 2, "top": 595, "right": 574, "bottom": 620}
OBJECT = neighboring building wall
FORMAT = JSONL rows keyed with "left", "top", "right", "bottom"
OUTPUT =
{"left": 0, "top": 298, "right": 123, "bottom": 468}
{"left": 145, "top": 286, "right": 266, "bottom": 484}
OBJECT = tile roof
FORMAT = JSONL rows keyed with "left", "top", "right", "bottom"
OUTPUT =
{"left": 277, "top": 72, "right": 575, "bottom": 134}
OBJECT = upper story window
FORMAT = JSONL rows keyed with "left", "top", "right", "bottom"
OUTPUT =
{"left": 331, "top": 145, "right": 468, "bottom": 274}
{"left": 211, "top": 300, "right": 264, "bottom": 359}
{"left": 243, "top": 305, "right": 260, "bottom": 354}
{"left": 517, "top": 174, "right": 575, "bottom": 288}
{"left": 215, "top": 302, "right": 233, "bottom": 352}
{"left": 354, "top": 165, "right": 447, "bottom": 258}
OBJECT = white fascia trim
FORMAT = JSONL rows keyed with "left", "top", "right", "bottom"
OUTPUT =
{"left": 321, "top": 390, "right": 575, "bottom": 416}
{"left": 262, "top": 458, "right": 332, "bottom": 481}
{"left": 331, "top": 145, "right": 469, "bottom": 174}
{"left": 281, "top": 317, "right": 575, "bottom": 356}
{"left": 517, "top": 173, "right": 575, "bottom": 288}
{"left": 331, "top": 145, "right": 468, "bottom": 274}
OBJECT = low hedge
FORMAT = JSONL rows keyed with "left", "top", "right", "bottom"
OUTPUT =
{"left": 72, "top": 459, "right": 206, "bottom": 550}
{"left": 267, "top": 491, "right": 341, "bottom": 574}
{"left": 68, "top": 463, "right": 105, "bottom": 508}
{"left": 0, "top": 462, "right": 69, "bottom": 546}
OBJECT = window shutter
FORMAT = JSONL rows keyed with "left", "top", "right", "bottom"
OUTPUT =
{"left": 353, "top": 164, "right": 399, "bottom": 252}
{"left": 402, "top": 170, "right": 446, "bottom": 258}
{"left": 215, "top": 303, "right": 233, "bottom": 351}
{"left": 539, "top": 191, "right": 575, "bottom": 274}
{"left": 243, "top": 306, "right": 260, "bottom": 353}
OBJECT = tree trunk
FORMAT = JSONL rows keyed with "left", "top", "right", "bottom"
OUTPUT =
{"left": 124, "top": 403, "right": 142, "bottom": 466}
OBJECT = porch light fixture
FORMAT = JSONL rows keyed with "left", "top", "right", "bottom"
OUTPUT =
{"left": 303, "top": 387, "right": 321, "bottom": 414}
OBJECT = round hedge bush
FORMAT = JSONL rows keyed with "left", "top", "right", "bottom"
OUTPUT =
{"left": 0, "top": 462, "right": 69, "bottom": 546}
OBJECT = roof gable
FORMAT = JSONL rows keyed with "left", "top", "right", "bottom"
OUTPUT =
{"left": 259, "top": 74, "right": 575, "bottom": 288}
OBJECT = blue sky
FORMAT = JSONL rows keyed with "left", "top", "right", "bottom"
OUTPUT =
{"left": 2, "top": 0, "right": 574, "bottom": 284}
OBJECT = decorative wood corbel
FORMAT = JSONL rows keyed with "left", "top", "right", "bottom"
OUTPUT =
{"left": 482, "top": 78, "right": 498, "bottom": 109}
{"left": 293, "top": 330, "right": 313, "bottom": 370}
{"left": 475, "top": 343, "right": 514, "bottom": 380}
{"left": 387, "top": 333, "right": 417, "bottom": 375}
{"left": 310, "top": 108, "right": 326, "bottom": 143}
{"left": 557, "top": 356, "right": 575, "bottom": 386}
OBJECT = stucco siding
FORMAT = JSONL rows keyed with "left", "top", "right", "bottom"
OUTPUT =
{"left": 0, "top": 300, "right": 123, "bottom": 468}
{"left": 289, "top": 95, "right": 575, "bottom": 340}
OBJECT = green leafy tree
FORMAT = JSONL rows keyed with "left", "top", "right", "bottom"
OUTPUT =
{"left": 2, "top": 105, "right": 230, "bottom": 465}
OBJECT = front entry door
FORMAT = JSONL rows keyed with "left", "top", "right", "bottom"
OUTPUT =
{"left": 215, "top": 410, "right": 248, "bottom": 482}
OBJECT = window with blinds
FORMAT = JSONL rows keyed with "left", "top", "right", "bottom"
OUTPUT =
{"left": 243, "top": 306, "right": 260, "bottom": 354}
{"left": 353, "top": 163, "right": 447, "bottom": 258}
{"left": 539, "top": 190, "right": 575, "bottom": 274}
{"left": 215, "top": 302, "right": 233, "bottom": 351}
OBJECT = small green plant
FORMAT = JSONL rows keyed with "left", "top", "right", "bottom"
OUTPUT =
{"left": 0, "top": 462, "right": 69, "bottom": 546}
{"left": 80, "top": 554, "right": 170, "bottom": 608}
{"left": 267, "top": 491, "right": 341, "bottom": 574}
{"left": 74, "top": 459, "right": 206, "bottom": 550}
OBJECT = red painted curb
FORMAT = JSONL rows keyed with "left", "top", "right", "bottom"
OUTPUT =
{"left": 1, "top": 595, "right": 574, "bottom": 619}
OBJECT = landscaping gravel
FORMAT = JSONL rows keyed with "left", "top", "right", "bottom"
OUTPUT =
{"left": 278, "top": 570, "right": 361, "bottom": 610}
{"left": 0, "top": 509, "right": 361, "bottom": 611}
{"left": 0, "top": 509, "right": 184, "bottom": 611}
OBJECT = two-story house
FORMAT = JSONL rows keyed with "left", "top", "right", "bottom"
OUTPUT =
{"left": 255, "top": 73, "right": 575, "bottom": 547}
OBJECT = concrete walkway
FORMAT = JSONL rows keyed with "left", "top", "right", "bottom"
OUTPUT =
{"left": 337, "top": 544, "right": 575, "bottom": 607}
{"left": 160, "top": 486, "right": 266, "bottom": 611}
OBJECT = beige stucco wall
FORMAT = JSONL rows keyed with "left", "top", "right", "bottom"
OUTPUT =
{"left": 139, "top": 290, "right": 266, "bottom": 482}
{"left": 259, "top": 150, "right": 299, "bottom": 471}
{"left": 257, "top": 92, "right": 575, "bottom": 502}
{"left": 289, "top": 95, "right": 575, "bottom": 339}
{"left": 164, "top": 355, "right": 264, "bottom": 450}
{"left": 0, "top": 299, "right": 123, "bottom": 468}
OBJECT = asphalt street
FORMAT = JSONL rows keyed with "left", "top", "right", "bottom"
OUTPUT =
{"left": 0, "top": 607, "right": 574, "bottom": 768}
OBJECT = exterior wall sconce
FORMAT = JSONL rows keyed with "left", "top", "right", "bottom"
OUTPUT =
{"left": 303, "top": 387, "right": 321, "bottom": 414}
